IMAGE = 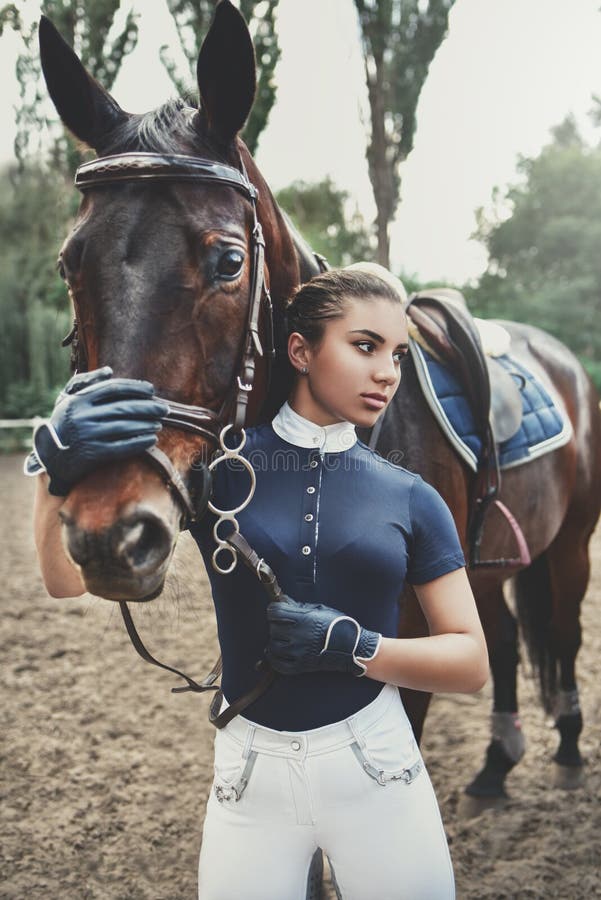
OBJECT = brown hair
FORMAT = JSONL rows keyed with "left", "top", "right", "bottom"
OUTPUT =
{"left": 285, "top": 268, "right": 404, "bottom": 348}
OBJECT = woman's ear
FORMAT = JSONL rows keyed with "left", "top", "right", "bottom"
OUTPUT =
{"left": 287, "top": 332, "right": 311, "bottom": 374}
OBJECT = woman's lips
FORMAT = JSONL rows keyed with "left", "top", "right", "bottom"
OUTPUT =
{"left": 361, "top": 393, "right": 387, "bottom": 410}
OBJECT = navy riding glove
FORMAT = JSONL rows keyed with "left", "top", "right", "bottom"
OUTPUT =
{"left": 25, "top": 367, "right": 170, "bottom": 496}
{"left": 266, "top": 596, "right": 382, "bottom": 677}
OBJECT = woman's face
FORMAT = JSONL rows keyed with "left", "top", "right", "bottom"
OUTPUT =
{"left": 289, "top": 296, "right": 409, "bottom": 428}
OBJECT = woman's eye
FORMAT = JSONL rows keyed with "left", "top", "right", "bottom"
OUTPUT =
{"left": 355, "top": 341, "right": 374, "bottom": 353}
{"left": 216, "top": 248, "right": 245, "bottom": 280}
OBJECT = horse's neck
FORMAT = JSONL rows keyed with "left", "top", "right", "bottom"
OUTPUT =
{"left": 238, "top": 142, "right": 320, "bottom": 299}
{"left": 279, "top": 208, "right": 323, "bottom": 283}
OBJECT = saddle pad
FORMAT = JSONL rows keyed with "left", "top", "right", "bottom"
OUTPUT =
{"left": 410, "top": 342, "right": 573, "bottom": 472}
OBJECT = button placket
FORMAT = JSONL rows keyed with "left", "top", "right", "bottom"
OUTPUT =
{"left": 299, "top": 451, "right": 320, "bottom": 576}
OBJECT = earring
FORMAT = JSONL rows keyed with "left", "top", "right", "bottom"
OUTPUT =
{"left": 300, "top": 366, "right": 309, "bottom": 375}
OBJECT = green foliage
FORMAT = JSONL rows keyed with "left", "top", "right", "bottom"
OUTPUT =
{"left": 0, "top": 164, "right": 72, "bottom": 417}
{"left": 0, "top": 4, "right": 21, "bottom": 35}
{"left": 3, "top": 0, "right": 139, "bottom": 169}
{"left": 354, "top": 0, "right": 456, "bottom": 266}
{"left": 160, "top": 0, "right": 280, "bottom": 153}
{"left": 472, "top": 116, "right": 601, "bottom": 388}
{"left": 275, "top": 177, "right": 375, "bottom": 268}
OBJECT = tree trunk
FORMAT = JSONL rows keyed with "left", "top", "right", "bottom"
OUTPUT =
{"left": 376, "top": 208, "right": 390, "bottom": 269}
{"left": 366, "top": 56, "right": 393, "bottom": 270}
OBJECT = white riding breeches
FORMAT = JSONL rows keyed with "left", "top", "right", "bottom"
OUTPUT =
{"left": 198, "top": 683, "right": 455, "bottom": 900}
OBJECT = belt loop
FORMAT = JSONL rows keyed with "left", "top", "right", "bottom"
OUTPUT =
{"left": 347, "top": 716, "right": 366, "bottom": 750}
{"left": 242, "top": 724, "right": 256, "bottom": 759}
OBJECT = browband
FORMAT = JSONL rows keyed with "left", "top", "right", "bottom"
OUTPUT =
{"left": 75, "top": 152, "right": 257, "bottom": 200}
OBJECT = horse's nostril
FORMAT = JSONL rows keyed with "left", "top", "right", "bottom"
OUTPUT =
{"left": 113, "top": 514, "right": 171, "bottom": 572}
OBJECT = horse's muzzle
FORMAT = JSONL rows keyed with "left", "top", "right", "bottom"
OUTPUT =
{"left": 61, "top": 509, "right": 174, "bottom": 601}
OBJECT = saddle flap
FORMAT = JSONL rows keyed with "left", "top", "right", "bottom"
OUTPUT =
{"left": 407, "top": 291, "right": 525, "bottom": 447}
{"left": 407, "top": 291, "right": 490, "bottom": 443}
{"left": 486, "top": 357, "right": 523, "bottom": 444}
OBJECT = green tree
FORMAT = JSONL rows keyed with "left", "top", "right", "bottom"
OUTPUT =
{"left": 160, "top": 0, "right": 280, "bottom": 153}
{"left": 0, "top": 4, "right": 139, "bottom": 418}
{"left": 471, "top": 115, "right": 601, "bottom": 388}
{"left": 0, "top": 164, "right": 72, "bottom": 416}
{"left": 1, "top": 0, "right": 138, "bottom": 168}
{"left": 275, "top": 177, "right": 375, "bottom": 268}
{"left": 354, "top": 0, "right": 456, "bottom": 267}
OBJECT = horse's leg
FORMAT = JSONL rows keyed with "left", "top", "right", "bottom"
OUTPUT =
{"left": 545, "top": 525, "right": 591, "bottom": 784}
{"left": 514, "top": 524, "right": 591, "bottom": 788}
{"left": 465, "top": 586, "right": 525, "bottom": 800}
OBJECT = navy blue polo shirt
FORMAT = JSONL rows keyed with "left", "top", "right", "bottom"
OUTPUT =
{"left": 190, "top": 416, "right": 465, "bottom": 731}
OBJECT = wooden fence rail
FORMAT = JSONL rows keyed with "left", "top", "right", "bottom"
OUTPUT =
{"left": 0, "top": 419, "right": 43, "bottom": 428}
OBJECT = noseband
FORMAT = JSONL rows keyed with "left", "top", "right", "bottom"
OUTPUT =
{"left": 73, "top": 151, "right": 274, "bottom": 523}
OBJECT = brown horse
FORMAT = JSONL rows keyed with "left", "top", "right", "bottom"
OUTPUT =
{"left": 38, "top": 0, "right": 601, "bottom": 801}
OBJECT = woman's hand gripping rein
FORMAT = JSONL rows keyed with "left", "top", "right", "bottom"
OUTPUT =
{"left": 266, "top": 597, "right": 382, "bottom": 676}
{"left": 25, "top": 367, "right": 169, "bottom": 496}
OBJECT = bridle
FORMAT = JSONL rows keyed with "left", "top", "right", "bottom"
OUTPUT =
{"left": 67, "top": 150, "right": 329, "bottom": 714}
{"left": 71, "top": 150, "right": 274, "bottom": 523}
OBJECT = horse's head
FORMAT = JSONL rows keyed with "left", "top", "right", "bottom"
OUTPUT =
{"left": 39, "top": 1, "right": 300, "bottom": 601}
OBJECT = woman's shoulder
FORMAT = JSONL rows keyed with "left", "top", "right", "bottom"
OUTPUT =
{"left": 351, "top": 441, "right": 456, "bottom": 518}
{"left": 353, "top": 439, "right": 420, "bottom": 485}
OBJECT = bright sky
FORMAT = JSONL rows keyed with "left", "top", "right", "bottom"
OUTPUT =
{"left": 2, "top": 0, "right": 601, "bottom": 284}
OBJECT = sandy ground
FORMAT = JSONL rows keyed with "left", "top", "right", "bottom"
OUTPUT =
{"left": 1, "top": 453, "right": 600, "bottom": 899}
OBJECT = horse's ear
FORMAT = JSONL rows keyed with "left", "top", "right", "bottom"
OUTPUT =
{"left": 196, "top": 0, "right": 256, "bottom": 144}
{"left": 39, "top": 15, "right": 127, "bottom": 150}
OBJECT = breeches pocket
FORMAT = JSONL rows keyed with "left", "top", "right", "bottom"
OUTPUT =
{"left": 212, "top": 729, "right": 296, "bottom": 819}
{"left": 349, "top": 688, "right": 422, "bottom": 787}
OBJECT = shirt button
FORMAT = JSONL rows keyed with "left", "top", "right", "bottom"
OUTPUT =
{"left": 291, "top": 740, "right": 301, "bottom": 751}
{"left": 310, "top": 460, "right": 318, "bottom": 468}
{"left": 304, "top": 513, "right": 314, "bottom": 522}
{"left": 307, "top": 486, "right": 315, "bottom": 494}
{"left": 301, "top": 545, "right": 311, "bottom": 555}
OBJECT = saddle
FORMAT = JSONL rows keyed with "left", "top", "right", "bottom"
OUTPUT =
{"left": 406, "top": 289, "right": 529, "bottom": 569}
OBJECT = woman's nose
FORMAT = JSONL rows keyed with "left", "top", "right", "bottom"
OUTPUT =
{"left": 374, "top": 361, "right": 399, "bottom": 384}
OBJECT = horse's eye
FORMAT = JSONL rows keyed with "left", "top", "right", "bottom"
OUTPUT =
{"left": 57, "top": 258, "right": 67, "bottom": 281}
{"left": 216, "top": 248, "right": 244, "bottom": 280}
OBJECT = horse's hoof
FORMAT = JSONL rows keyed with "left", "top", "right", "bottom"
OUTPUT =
{"left": 457, "top": 792, "right": 508, "bottom": 819}
{"left": 464, "top": 740, "right": 514, "bottom": 799}
{"left": 553, "top": 763, "right": 584, "bottom": 790}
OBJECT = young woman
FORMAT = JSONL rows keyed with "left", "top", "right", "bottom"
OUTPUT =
{"left": 31, "top": 268, "right": 488, "bottom": 900}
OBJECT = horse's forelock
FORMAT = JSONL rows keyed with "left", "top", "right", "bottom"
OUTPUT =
{"left": 97, "top": 99, "right": 228, "bottom": 160}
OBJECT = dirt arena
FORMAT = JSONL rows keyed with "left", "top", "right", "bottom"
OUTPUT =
{"left": 2, "top": 453, "right": 600, "bottom": 899}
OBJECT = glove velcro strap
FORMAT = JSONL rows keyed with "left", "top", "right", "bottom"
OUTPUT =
{"left": 31, "top": 422, "right": 72, "bottom": 496}
{"left": 321, "top": 615, "right": 361, "bottom": 655}
{"left": 319, "top": 616, "right": 381, "bottom": 677}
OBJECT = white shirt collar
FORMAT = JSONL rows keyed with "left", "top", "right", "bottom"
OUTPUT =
{"left": 272, "top": 402, "right": 357, "bottom": 454}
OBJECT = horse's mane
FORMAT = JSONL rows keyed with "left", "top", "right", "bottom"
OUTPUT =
{"left": 100, "top": 98, "right": 212, "bottom": 156}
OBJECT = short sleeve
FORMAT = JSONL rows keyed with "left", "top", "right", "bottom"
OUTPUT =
{"left": 406, "top": 476, "right": 465, "bottom": 585}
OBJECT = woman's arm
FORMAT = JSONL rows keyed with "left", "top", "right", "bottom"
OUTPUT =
{"left": 33, "top": 475, "right": 86, "bottom": 598}
{"left": 361, "top": 568, "right": 489, "bottom": 693}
